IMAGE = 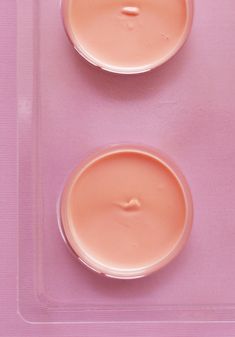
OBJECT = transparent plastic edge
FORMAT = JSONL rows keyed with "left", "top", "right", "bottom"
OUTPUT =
{"left": 16, "top": 0, "right": 235, "bottom": 325}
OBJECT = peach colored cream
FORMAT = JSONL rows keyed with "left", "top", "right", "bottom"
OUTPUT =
{"left": 59, "top": 147, "right": 193, "bottom": 279}
{"left": 62, "top": 0, "right": 193, "bottom": 73}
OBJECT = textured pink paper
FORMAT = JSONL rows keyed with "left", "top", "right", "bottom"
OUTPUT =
{"left": 1, "top": 0, "right": 235, "bottom": 336}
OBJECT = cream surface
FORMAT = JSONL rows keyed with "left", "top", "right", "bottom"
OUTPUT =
{"left": 64, "top": 0, "right": 190, "bottom": 71}
{"left": 61, "top": 149, "right": 188, "bottom": 274}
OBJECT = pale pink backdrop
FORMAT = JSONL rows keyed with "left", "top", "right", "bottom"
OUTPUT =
{"left": 1, "top": 0, "right": 235, "bottom": 335}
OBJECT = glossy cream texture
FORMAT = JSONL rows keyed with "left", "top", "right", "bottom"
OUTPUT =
{"left": 64, "top": 0, "right": 190, "bottom": 70}
{"left": 61, "top": 150, "right": 188, "bottom": 274}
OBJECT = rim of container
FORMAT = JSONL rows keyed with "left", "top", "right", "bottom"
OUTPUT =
{"left": 58, "top": 145, "right": 193, "bottom": 279}
{"left": 61, "top": 0, "right": 194, "bottom": 74}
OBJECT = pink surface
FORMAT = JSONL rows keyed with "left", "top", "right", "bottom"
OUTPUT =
{"left": 1, "top": 0, "right": 235, "bottom": 336}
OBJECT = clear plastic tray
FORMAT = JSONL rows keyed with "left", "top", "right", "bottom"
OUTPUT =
{"left": 17, "top": 0, "right": 235, "bottom": 324}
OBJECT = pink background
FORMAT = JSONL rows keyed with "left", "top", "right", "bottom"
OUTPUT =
{"left": 1, "top": 0, "right": 235, "bottom": 336}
